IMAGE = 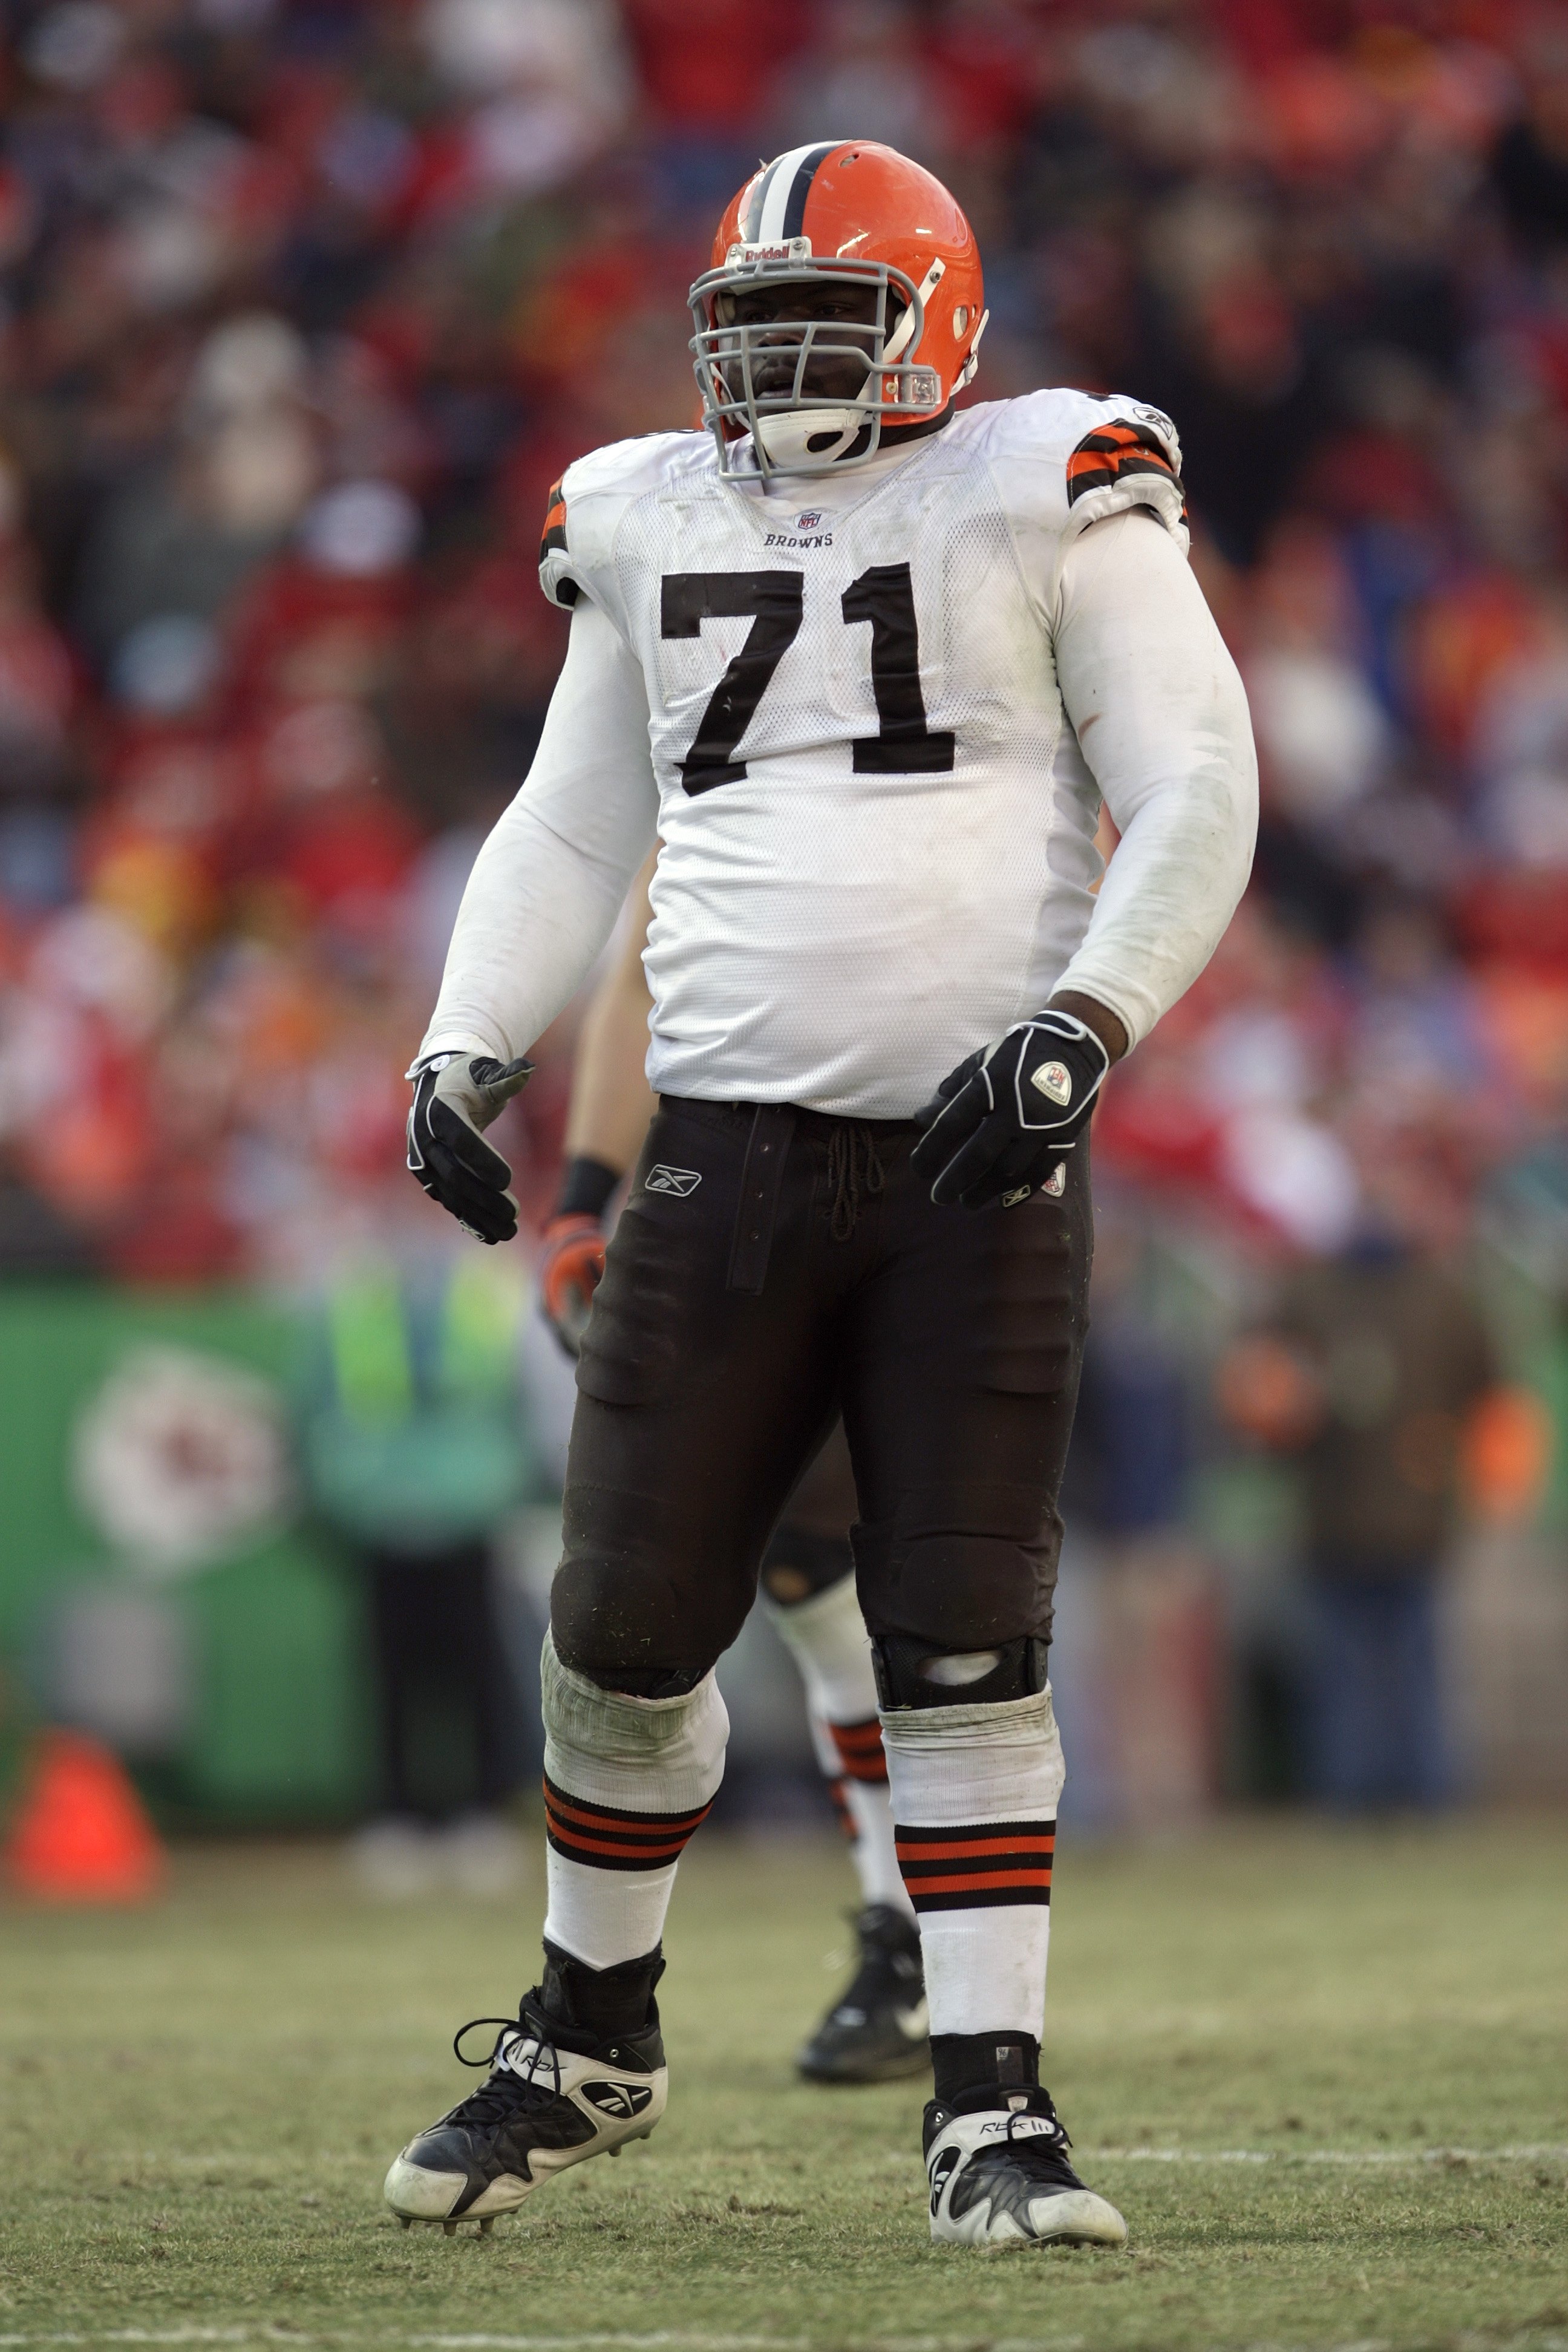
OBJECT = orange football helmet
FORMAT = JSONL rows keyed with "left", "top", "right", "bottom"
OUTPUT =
{"left": 688, "top": 140, "right": 988, "bottom": 478}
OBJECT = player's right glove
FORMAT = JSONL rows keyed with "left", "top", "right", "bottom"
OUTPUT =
{"left": 537, "top": 1156, "right": 622, "bottom": 1356}
{"left": 910, "top": 1009, "right": 1110, "bottom": 1210}
{"left": 406, "top": 1051, "right": 534, "bottom": 1244}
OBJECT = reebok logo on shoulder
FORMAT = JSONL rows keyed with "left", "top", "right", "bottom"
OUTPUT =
{"left": 645, "top": 1165, "right": 702, "bottom": 1197}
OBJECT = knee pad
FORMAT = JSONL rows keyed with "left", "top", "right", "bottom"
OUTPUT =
{"left": 540, "top": 1631, "right": 728, "bottom": 1816}
{"left": 550, "top": 1558, "right": 721, "bottom": 1698}
{"left": 872, "top": 1630, "right": 1050, "bottom": 1711}
{"left": 553, "top": 1482, "right": 753, "bottom": 1695}
{"left": 852, "top": 1500, "right": 1060, "bottom": 1665}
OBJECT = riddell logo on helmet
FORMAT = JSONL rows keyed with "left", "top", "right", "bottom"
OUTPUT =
{"left": 725, "top": 237, "right": 812, "bottom": 269}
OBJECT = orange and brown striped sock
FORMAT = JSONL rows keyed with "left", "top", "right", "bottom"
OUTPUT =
{"left": 540, "top": 1636, "right": 728, "bottom": 1971}
{"left": 880, "top": 1688, "right": 1065, "bottom": 2040}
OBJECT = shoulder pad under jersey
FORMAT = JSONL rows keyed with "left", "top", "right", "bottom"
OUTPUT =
{"left": 538, "top": 431, "right": 708, "bottom": 614}
{"left": 972, "top": 388, "right": 1189, "bottom": 560}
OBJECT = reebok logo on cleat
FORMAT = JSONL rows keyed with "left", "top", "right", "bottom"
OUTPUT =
{"left": 580, "top": 2080, "right": 655, "bottom": 2118}
{"left": 1001, "top": 1185, "right": 1031, "bottom": 1209}
{"left": 1031, "top": 1061, "right": 1073, "bottom": 1106}
{"left": 645, "top": 1165, "right": 702, "bottom": 1196}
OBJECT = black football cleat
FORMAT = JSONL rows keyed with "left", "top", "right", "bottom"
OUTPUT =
{"left": 797, "top": 1903, "right": 930, "bottom": 2084}
{"left": 384, "top": 1987, "right": 665, "bottom": 2232}
{"left": 925, "top": 2084, "right": 1127, "bottom": 2246}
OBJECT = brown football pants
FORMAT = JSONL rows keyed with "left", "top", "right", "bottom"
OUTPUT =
{"left": 552, "top": 1094, "right": 1093, "bottom": 1695}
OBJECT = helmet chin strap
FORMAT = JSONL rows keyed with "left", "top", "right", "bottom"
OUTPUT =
{"left": 754, "top": 405, "right": 867, "bottom": 468}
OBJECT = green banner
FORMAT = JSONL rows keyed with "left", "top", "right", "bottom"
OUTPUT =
{"left": 0, "top": 1285, "right": 374, "bottom": 1823}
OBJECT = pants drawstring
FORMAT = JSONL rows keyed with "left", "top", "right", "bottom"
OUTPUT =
{"left": 827, "top": 1122, "right": 886, "bottom": 1243}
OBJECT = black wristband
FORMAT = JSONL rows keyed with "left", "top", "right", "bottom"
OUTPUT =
{"left": 553, "top": 1155, "right": 621, "bottom": 1221}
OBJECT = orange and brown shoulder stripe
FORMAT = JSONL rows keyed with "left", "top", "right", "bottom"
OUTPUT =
{"left": 1067, "top": 419, "right": 1186, "bottom": 520}
{"left": 539, "top": 477, "right": 568, "bottom": 562}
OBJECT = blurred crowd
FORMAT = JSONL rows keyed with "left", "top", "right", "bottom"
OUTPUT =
{"left": 3, "top": 0, "right": 1568, "bottom": 1816}
{"left": 0, "top": 0, "right": 1565, "bottom": 1298}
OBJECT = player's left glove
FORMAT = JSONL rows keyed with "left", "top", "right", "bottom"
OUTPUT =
{"left": 910, "top": 1010, "right": 1110, "bottom": 1211}
{"left": 406, "top": 1051, "right": 534, "bottom": 1244}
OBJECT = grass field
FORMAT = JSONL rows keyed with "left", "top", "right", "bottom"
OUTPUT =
{"left": 1, "top": 1814, "right": 1565, "bottom": 2352}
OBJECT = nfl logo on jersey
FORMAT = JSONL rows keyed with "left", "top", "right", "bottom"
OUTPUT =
{"left": 795, "top": 510, "right": 823, "bottom": 529}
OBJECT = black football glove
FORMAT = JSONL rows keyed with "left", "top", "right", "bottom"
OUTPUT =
{"left": 910, "top": 1009, "right": 1110, "bottom": 1210}
{"left": 405, "top": 1051, "right": 534, "bottom": 1244}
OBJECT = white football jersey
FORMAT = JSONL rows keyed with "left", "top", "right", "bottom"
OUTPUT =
{"left": 537, "top": 393, "right": 1191, "bottom": 1118}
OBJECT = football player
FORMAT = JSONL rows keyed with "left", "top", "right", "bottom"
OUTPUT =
{"left": 538, "top": 850, "right": 927, "bottom": 2086}
{"left": 392, "top": 141, "right": 1256, "bottom": 2250}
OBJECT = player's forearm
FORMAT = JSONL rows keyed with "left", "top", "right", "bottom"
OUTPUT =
{"left": 564, "top": 994, "right": 659, "bottom": 1173}
{"left": 1051, "top": 511, "right": 1257, "bottom": 1048}
{"left": 419, "top": 604, "right": 659, "bottom": 1067}
{"left": 1059, "top": 763, "right": 1253, "bottom": 1049}
{"left": 563, "top": 856, "right": 659, "bottom": 1173}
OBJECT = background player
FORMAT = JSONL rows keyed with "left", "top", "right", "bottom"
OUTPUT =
{"left": 540, "top": 851, "right": 926, "bottom": 2085}
{"left": 393, "top": 140, "right": 1256, "bottom": 2251}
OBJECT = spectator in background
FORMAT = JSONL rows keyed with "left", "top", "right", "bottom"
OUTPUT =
{"left": 75, "top": 316, "right": 318, "bottom": 671}
{"left": 1219, "top": 1131, "right": 1501, "bottom": 1811}
{"left": 296, "top": 1252, "right": 535, "bottom": 1895}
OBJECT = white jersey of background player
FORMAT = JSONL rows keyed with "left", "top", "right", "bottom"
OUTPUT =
{"left": 397, "top": 140, "right": 1256, "bottom": 2255}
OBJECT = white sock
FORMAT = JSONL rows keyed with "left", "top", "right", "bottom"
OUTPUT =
{"left": 763, "top": 1573, "right": 877, "bottom": 1721}
{"left": 765, "top": 1578, "right": 916, "bottom": 1922}
{"left": 539, "top": 1632, "right": 728, "bottom": 1971}
{"left": 879, "top": 1687, "right": 1065, "bottom": 2038}
{"left": 839, "top": 1772, "right": 909, "bottom": 1913}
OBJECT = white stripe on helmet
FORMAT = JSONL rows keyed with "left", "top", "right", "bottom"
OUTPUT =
{"left": 756, "top": 142, "right": 840, "bottom": 240}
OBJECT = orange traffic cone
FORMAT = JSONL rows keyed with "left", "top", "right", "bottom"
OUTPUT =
{"left": 5, "top": 1730, "right": 166, "bottom": 1903}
